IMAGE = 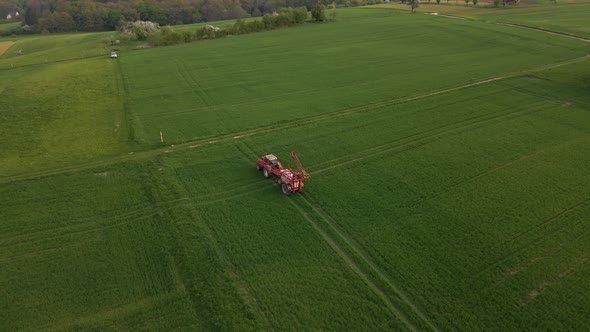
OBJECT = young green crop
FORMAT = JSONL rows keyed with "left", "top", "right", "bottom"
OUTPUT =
{"left": 0, "top": 57, "right": 129, "bottom": 177}
{"left": 2, "top": 6, "right": 590, "bottom": 331}
{"left": 120, "top": 11, "right": 588, "bottom": 146}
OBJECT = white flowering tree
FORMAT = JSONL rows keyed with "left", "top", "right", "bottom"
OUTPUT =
{"left": 120, "top": 21, "right": 160, "bottom": 40}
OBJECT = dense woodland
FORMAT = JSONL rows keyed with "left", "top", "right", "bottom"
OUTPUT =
{"left": 0, "top": 0, "right": 369, "bottom": 33}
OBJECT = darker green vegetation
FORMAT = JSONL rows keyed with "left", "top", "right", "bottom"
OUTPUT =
{"left": 1, "top": 0, "right": 333, "bottom": 34}
{"left": 148, "top": 7, "right": 308, "bottom": 47}
{"left": 311, "top": 4, "right": 326, "bottom": 21}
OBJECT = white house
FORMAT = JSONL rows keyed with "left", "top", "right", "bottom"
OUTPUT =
{"left": 6, "top": 11, "right": 19, "bottom": 20}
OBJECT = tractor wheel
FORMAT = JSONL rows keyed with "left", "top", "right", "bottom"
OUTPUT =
{"left": 281, "top": 183, "right": 292, "bottom": 196}
{"left": 263, "top": 168, "right": 271, "bottom": 178}
{"left": 256, "top": 163, "right": 262, "bottom": 171}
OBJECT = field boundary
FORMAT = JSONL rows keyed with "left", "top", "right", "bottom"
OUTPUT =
{"left": 421, "top": 5, "right": 590, "bottom": 44}
{"left": 0, "top": 53, "right": 106, "bottom": 71}
{"left": 495, "top": 22, "right": 590, "bottom": 43}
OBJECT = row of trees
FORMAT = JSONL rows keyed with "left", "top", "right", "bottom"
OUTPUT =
{"left": 145, "top": 7, "right": 311, "bottom": 46}
{"left": 0, "top": 0, "right": 351, "bottom": 33}
{"left": 403, "top": 0, "right": 519, "bottom": 10}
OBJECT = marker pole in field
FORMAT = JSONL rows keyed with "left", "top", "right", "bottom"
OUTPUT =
{"left": 160, "top": 131, "right": 164, "bottom": 143}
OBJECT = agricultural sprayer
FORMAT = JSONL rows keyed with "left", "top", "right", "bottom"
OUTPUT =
{"left": 256, "top": 151, "right": 310, "bottom": 195}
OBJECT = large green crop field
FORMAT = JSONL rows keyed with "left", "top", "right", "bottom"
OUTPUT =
{"left": 1, "top": 4, "right": 589, "bottom": 331}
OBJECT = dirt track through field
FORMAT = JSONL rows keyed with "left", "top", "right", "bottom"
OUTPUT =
{"left": 1, "top": 54, "right": 588, "bottom": 185}
{"left": 495, "top": 22, "right": 590, "bottom": 43}
{"left": 297, "top": 195, "right": 440, "bottom": 331}
{"left": 426, "top": 8, "right": 590, "bottom": 43}
{"left": 288, "top": 199, "right": 419, "bottom": 331}
{"left": 0, "top": 41, "right": 14, "bottom": 57}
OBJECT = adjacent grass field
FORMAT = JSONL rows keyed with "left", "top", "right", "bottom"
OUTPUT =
{"left": 0, "top": 57, "right": 129, "bottom": 177}
{"left": 0, "top": 32, "right": 116, "bottom": 67}
{"left": 0, "top": 21, "right": 20, "bottom": 35}
{"left": 1, "top": 5, "right": 589, "bottom": 330}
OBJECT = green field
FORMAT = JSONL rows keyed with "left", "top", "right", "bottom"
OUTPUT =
{"left": 1, "top": 5, "right": 590, "bottom": 331}
{"left": 376, "top": 1, "right": 590, "bottom": 38}
{"left": 0, "top": 21, "right": 20, "bottom": 35}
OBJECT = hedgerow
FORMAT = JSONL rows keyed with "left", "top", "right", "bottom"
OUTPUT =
{"left": 147, "top": 7, "right": 308, "bottom": 47}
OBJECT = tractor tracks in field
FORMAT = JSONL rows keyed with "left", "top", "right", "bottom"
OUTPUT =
{"left": 503, "top": 198, "right": 590, "bottom": 248}
{"left": 292, "top": 195, "right": 440, "bottom": 332}
{"left": 158, "top": 165, "right": 276, "bottom": 332}
{"left": 2, "top": 54, "right": 588, "bottom": 186}
{"left": 306, "top": 52, "right": 589, "bottom": 175}
{"left": 461, "top": 137, "right": 590, "bottom": 283}
{"left": 483, "top": 221, "right": 590, "bottom": 296}
{"left": 288, "top": 199, "right": 419, "bottom": 331}
{"left": 428, "top": 9, "right": 590, "bottom": 44}
{"left": 502, "top": 222, "right": 589, "bottom": 287}
{"left": 176, "top": 60, "right": 212, "bottom": 107}
{"left": 0, "top": 53, "right": 106, "bottom": 71}
{"left": 495, "top": 80, "right": 590, "bottom": 112}
{"left": 0, "top": 75, "right": 517, "bottom": 185}
{"left": 469, "top": 197, "right": 590, "bottom": 285}
{"left": 495, "top": 23, "right": 590, "bottom": 43}
{"left": 208, "top": 131, "right": 589, "bottom": 317}
{"left": 163, "top": 75, "right": 582, "bottom": 207}
{"left": 446, "top": 133, "right": 590, "bottom": 195}
{"left": 310, "top": 100, "right": 548, "bottom": 176}
{"left": 193, "top": 185, "right": 267, "bottom": 206}
{"left": 234, "top": 141, "right": 436, "bottom": 330}
{"left": 0, "top": 197, "right": 190, "bottom": 263}
{"left": 221, "top": 91, "right": 586, "bottom": 326}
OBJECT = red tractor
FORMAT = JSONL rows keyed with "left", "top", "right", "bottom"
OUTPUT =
{"left": 256, "top": 151, "right": 310, "bottom": 195}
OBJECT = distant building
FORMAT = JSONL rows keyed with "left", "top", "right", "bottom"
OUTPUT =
{"left": 6, "top": 11, "right": 19, "bottom": 20}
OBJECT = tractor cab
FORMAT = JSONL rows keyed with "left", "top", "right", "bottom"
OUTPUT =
{"left": 264, "top": 154, "right": 278, "bottom": 164}
{"left": 264, "top": 154, "right": 282, "bottom": 169}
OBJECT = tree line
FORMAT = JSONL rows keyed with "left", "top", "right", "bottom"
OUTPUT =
{"left": 144, "top": 7, "right": 312, "bottom": 46}
{"left": 0, "top": 0, "right": 358, "bottom": 33}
